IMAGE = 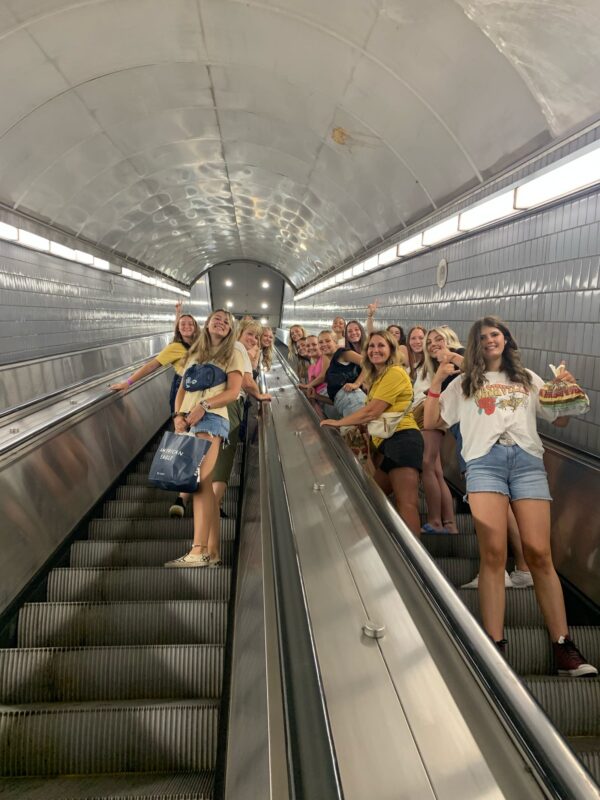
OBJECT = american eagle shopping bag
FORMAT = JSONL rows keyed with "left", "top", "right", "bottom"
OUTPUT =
{"left": 148, "top": 431, "right": 211, "bottom": 493}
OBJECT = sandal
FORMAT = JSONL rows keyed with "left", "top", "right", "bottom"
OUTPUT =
{"left": 420, "top": 523, "right": 450, "bottom": 534}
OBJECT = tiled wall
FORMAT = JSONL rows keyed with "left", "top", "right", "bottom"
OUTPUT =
{"left": 0, "top": 239, "right": 210, "bottom": 364}
{"left": 283, "top": 189, "right": 600, "bottom": 457}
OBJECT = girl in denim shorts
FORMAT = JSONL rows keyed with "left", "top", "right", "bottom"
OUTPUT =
{"left": 424, "top": 315, "right": 596, "bottom": 677}
{"left": 165, "top": 309, "right": 245, "bottom": 568}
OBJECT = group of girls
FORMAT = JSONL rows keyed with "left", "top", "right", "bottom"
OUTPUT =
{"left": 112, "top": 306, "right": 274, "bottom": 567}
{"left": 289, "top": 308, "right": 597, "bottom": 677}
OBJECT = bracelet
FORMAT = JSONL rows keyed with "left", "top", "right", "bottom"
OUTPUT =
{"left": 427, "top": 390, "right": 441, "bottom": 399}
{"left": 127, "top": 378, "right": 134, "bottom": 386}
{"left": 172, "top": 411, "right": 186, "bottom": 418}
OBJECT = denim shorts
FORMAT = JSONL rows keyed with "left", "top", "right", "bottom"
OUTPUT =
{"left": 465, "top": 443, "right": 551, "bottom": 501}
{"left": 334, "top": 388, "right": 366, "bottom": 417}
{"left": 189, "top": 411, "right": 230, "bottom": 443}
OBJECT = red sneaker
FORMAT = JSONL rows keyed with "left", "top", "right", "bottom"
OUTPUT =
{"left": 553, "top": 636, "right": 598, "bottom": 677}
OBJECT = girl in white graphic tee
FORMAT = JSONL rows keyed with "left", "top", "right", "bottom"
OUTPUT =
{"left": 424, "top": 316, "right": 596, "bottom": 677}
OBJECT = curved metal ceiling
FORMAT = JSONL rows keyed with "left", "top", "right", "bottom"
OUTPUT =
{"left": 1, "top": 0, "right": 599, "bottom": 289}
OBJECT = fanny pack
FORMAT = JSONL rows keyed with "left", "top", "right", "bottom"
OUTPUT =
{"left": 367, "top": 409, "right": 408, "bottom": 439}
{"left": 183, "top": 362, "right": 228, "bottom": 392}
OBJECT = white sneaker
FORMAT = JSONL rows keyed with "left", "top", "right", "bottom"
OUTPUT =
{"left": 509, "top": 569, "right": 534, "bottom": 588}
{"left": 164, "top": 551, "right": 209, "bottom": 568}
{"left": 461, "top": 570, "right": 512, "bottom": 589}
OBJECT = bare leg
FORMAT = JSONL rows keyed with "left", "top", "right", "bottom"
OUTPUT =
{"left": 468, "top": 493, "right": 510, "bottom": 642}
{"left": 387, "top": 466, "right": 421, "bottom": 536}
{"left": 511, "top": 499, "right": 567, "bottom": 641}
{"left": 421, "top": 430, "right": 444, "bottom": 528}
{"left": 507, "top": 505, "right": 529, "bottom": 572}
{"left": 191, "top": 435, "right": 221, "bottom": 555}
{"left": 434, "top": 452, "right": 457, "bottom": 532}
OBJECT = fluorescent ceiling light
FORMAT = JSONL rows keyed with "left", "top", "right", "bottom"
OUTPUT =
{"left": 74, "top": 249, "right": 94, "bottom": 265}
{"left": 378, "top": 246, "right": 397, "bottom": 266}
{"left": 225, "top": 279, "right": 233, "bottom": 287}
{"left": 261, "top": 281, "right": 270, "bottom": 288}
{"left": 50, "top": 242, "right": 75, "bottom": 260}
{"left": 515, "top": 145, "right": 600, "bottom": 209}
{"left": 352, "top": 262, "right": 364, "bottom": 276}
{"left": 342, "top": 268, "right": 352, "bottom": 280}
{"left": 397, "top": 234, "right": 423, "bottom": 257}
{"left": 364, "top": 255, "right": 378, "bottom": 271}
{"left": 260, "top": 317, "right": 268, "bottom": 324}
{"left": 422, "top": 216, "right": 459, "bottom": 246}
{"left": 19, "top": 230, "right": 49, "bottom": 251}
{"left": 459, "top": 191, "right": 517, "bottom": 231}
{"left": 92, "top": 257, "right": 110, "bottom": 270}
{"left": 335, "top": 273, "right": 344, "bottom": 284}
{"left": 0, "top": 221, "right": 18, "bottom": 240}
{"left": 226, "top": 301, "right": 233, "bottom": 308}
{"left": 261, "top": 302, "right": 268, "bottom": 309}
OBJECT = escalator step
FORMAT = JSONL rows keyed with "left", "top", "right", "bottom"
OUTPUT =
{"left": 102, "top": 497, "right": 238, "bottom": 518}
{"left": 18, "top": 601, "right": 228, "bottom": 647}
{"left": 47, "top": 567, "right": 231, "bottom": 602}
{"left": 458, "top": 588, "right": 544, "bottom": 625}
{"left": 421, "top": 533, "right": 479, "bottom": 558}
{"left": 0, "top": 644, "right": 223, "bottom": 703}
{"left": 504, "top": 626, "right": 600, "bottom": 675}
{"left": 116, "top": 486, "right": 239, "bottom": 503}
{"left": 0, "top": 699, "right": 218, "bottom": 776}
{"left": 88, "top": 518, "right": 236, "bottom": 540}
{"left": 0, "top": 770, "right": 214, "bottom": 800}
{"left": 70, "top": 540, "right": 234, "bottom": 567}
{"left": 434, "top": 557, "right": 478, "bottom": 587}
{"left": 523, "top": 677, "right": 600, "bottom": 736}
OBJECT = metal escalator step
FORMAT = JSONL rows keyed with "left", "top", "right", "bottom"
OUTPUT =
{"left": 0, "top": 644, "right": 223, "bottom": 703}
{"left": 103, "top": 495, "right": 238, "bottom": 518}
{"left": 88, "top": 518, "right": 236, "bottom": 540}
{"left": 0, "top": 699, "right": 218, "bottom": 776}
{"left": 421, "top": 533, "right": 479, "bottom": 558}
{"left": 47, "top": 567, "right": 231, "bottom": 602}
{"left": 458, "top": 587, "right": 544, "bottom": 625}
{"left": 0, "top": 770, "right": 214, "bottom": 800}
{"left": 18, "top": 601, "right": 228, "bottom": 647}
{"left": 523, "top": 677, "right": 600, "bottom": 736}
{"left": 116, "top": 486, "right": 238, "bottom": 502}
{"left": 434, "top": 557, "right": 478, "bottom": 587}
{"left": 504, "top": 626, "right": 600, "bottom": 675}
{"left": 70, "top": 540, "right": 234, "bottom": 567}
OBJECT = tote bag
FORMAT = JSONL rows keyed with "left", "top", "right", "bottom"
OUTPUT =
{"left": 148, "top": 431, "right": 211, "bottom": 493}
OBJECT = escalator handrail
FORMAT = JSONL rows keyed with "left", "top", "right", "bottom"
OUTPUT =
{"left": 258, "top": 371, "right": 344, "bottom": 800}
{"left": 273, "top": 351, "right": 598, "bottom": 800}
{"left": 0, "top": 366, "right": 171, "bottom": 458}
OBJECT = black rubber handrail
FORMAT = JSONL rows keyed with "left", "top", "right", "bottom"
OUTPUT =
{"left": 275, "top": 350, "right": 599, "bottom": 800}
{"left": 259, "top": 378, "right": 344, "bottom": 800}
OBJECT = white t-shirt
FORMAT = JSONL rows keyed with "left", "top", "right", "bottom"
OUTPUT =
{"left": 411, "top": 369, "right": 431, "bottom": 408}
{"left": 439, "top": 370, "right": 554, "bottom": 462}
{"left": 234, "top": 341, "right": 253, "bottom": 400}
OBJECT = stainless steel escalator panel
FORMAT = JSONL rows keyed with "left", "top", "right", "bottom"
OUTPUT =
{"left": 267, "top": 362, "right": 527, "bottom": 800}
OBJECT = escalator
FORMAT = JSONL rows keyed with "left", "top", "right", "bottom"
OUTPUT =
{"left": 0, "top": 429, "right": 242, "bottom": 799}
{"left": 421, "top": 516, "right": 600, "bottom": 783}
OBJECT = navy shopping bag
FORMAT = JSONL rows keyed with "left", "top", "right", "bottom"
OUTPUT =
{"left": 148, "top": 431, "right": 211, "bottom": 493}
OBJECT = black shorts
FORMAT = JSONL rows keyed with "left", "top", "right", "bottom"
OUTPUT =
{"left": 378, "top": 428, "right": 424, "bottom": 474}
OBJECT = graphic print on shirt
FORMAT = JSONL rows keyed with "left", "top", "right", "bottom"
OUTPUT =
{"left": 473, "top": 383, "right": 530, "bottom": 416}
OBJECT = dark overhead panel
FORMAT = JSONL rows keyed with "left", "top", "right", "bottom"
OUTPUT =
{"left": 208, "top": 261, "right": 284, "bottom": 327}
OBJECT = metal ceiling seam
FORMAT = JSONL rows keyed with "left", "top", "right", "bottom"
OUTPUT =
{"left": 219, "top": 0, "right": 484, "bottom": 182}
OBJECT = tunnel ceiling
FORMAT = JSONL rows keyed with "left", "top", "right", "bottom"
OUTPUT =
{"left": 1, "top": 0, "right": 600, "bottom": 290}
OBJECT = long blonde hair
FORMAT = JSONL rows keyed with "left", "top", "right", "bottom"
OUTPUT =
{"left": 421, "top": 325, "right": 462, "bottom": 380}
{"left": 361, "top": 330, "right": 402, "bottom": 386}
{"left": 186, "top": 308, "right": 237, "bottom": 369}
{"left": 287, "top": 325, "right": 307, "bottom": 358}
{"left": 260, "top": 326, "right": 274, "bottom": 371}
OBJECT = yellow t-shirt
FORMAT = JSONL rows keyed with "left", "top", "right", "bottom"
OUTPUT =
{"left": 368, "top": 365, "right": 419, "bottom": 448}
{"left": 179, "top": 347, "right": 246, "bottom": 421}
{"left": 154, "top": 341, "right": 189, "bottom": 376}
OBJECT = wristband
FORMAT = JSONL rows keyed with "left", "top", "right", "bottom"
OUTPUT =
{"left": 427, "top": 391, "right": 441, "bottom": 399}
{"left": 127, "top": 378, "right": 134, "bottom": 386}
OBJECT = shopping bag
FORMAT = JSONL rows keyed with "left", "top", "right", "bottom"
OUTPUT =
{"left": 538, "top": 363, "right": 590, "bottom": 420}
{"left": 148, "top": 431, "right": 211, "bottom": 493}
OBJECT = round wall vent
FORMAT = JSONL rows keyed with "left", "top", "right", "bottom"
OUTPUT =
{"left": 437, "top": 258, "right": 448, "bottom": 289}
